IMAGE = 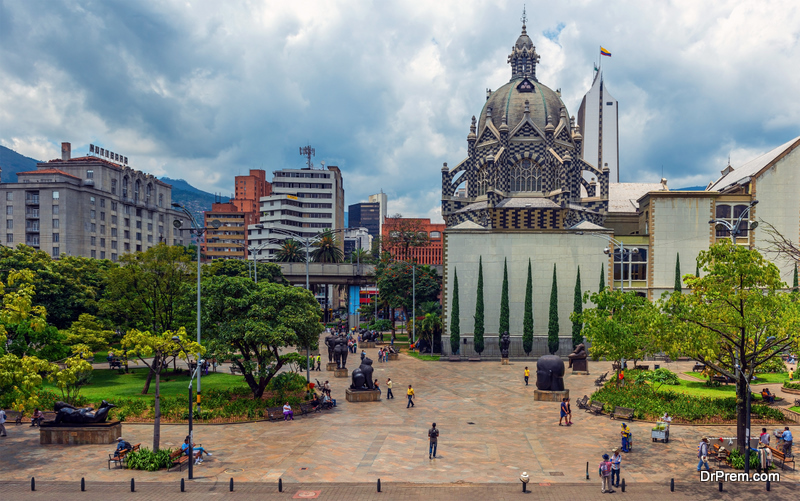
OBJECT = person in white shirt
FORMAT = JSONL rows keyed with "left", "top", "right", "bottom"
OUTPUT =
{"left": 610, "top": 448, "right": 622, "bottom": 487}
{"left": 283, "top": 403, "right": 294, "bottom": 421}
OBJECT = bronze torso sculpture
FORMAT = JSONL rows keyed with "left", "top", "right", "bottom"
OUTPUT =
{"left": 500, "top": 331, "right": 511, "bottom": 358}
{"left": 536, "top": 355, "right": 565, "bottom": 391}
{"left": 568, "top": 343, "right": 588, "bottom": 371}
{"left": 350, "top": 357, "right": 375, "bottom": 390}
{"left": 325, "top": 334, "right": 336, "bottom": 363}
{"left": 333, "top": 336, "right": 349, "bottom": 369}
{"left": 54, "top": 400, "right": 116, "bottom": 425}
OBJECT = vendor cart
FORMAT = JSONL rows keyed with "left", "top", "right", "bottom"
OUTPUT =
{"left": 651, "top": 422, "right": 670, "bottom": 443}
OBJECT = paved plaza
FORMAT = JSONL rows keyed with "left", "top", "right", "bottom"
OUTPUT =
{"left": 1, "top": 343, "right": 797, "bottom": 498}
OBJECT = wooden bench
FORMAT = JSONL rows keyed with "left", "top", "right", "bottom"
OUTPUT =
{"left": 266, "top": 406, "right": 284, "bottom": 421}
{"left": 108, "top": 443, "right": 141, "bottom": 469}
{"left": 754, "top": 390, "right": 776, "bottom": 405}
{"left": 6, "top": 410, "right": 23, "bottom": 425}
{"left": 610, "top": 406, "right": 634, "bottom": 420}
{"left": 768, "top": 445, "right": 796, "bottom": 471}
{"left": 594, "top": 372, "right": 609, "bottom": 387}
{"left": 169, "top": 449, "right": 190, "bottom": 471}
{"left": 229, "top": 365, "right": 243, "bottom": 375}
{"left": 587, "top": 400, "right": 605, "bottom": 415}
{"left": 634, "top": 364, "right": 649, "bottom": 371}
{"left": 711, "top": 374, "right": 734, "bottom": 385}
{"left": 576, "top": 395, "right": 590, "bottom": 410}
{"left": 692, "top": 363, "right": 705, "bottom": 372}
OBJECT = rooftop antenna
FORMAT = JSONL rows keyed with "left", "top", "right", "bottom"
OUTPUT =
{"left": 299, "top": 144, "right": 315, "bottom": 169}
{"left": 521, "top": 5, "right": 527, "bottom": 28}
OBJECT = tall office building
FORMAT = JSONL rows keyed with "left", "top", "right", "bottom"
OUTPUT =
{"left": 577, "top": 71, "right": 620, "bottom": 183}
{"left": 1, "top": 142, "right": 190, "bottom": 260}
{"left": 348, "top": 202, "right": 381, "bottom": 239}
{"left": 368, "top": 192, "right": 388, "bottom": 233}
{"left": 248, "top": 165, "right": 345, "bottom": 260}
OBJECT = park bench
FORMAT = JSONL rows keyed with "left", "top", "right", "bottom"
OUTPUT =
{"left": 168, "top": 449, "right": 189, "bottom": 472}
{"left": 6, "top": 410, "right": 24, "bottom": 425}
{"left": 634, "top": 364, "right": 649, "bottom": 371}
{"left": 594, "top": 372, "right": 609, "bottom": 387}
{"left": 610, "top": 406, "right": 634, "bottom": 420}
{"left": 711, "top": 374, "right": 734, "bottom": 385}
{"left": 587, "top": 400, "right": 605, "bottom": 415}
{"left": 229, "top": 365, "right": 242, "bottom": 375}
{"left": 794, "top": 398, "right": 800, "bottom": 408}
{"left": 692, "top": 363, "right": 705, "bottom": 372}
{"left": 576, "top": 395, "right": 590, "bottom": 410}
{"left": 266, "top": 406, "right": 285, "bottom": 421}
{"left": 612, "top": 362, "right": 621, "bottom": 371}
{"left": 768, "top": 445, "right": 796, "bottom": 471}
{"left": 108, "top": 443, "right": 141, "bottom": 469}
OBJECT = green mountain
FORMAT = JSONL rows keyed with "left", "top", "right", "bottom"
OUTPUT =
{"left": 0, "top": 145, "right": 221, "bottom": 222}
{"left": 0, "top": 145, "right": 40, "bottom": 182}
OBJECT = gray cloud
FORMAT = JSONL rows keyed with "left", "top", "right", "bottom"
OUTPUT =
{"left": 2, "top": 0, "right": 800, "bottom": 219}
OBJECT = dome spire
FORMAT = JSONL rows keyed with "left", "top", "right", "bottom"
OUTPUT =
{"left": 508, "top": 9, "right": 540, "bottom": 82}
{"left": 521, "top": 5, "right": 527, "bottom": 35}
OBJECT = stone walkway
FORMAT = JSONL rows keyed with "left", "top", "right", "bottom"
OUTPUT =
{"left": 2, "top": 348, "right": 797, "bottom": 489}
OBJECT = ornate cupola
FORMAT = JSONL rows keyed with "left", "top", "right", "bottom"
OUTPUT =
{"left": 507, "top": 8, "right": 540, "bottom": 81}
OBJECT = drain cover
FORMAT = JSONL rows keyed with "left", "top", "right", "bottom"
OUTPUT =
{"left": 224, "top": 468, "right": 243, "bottom": 473}
{"left": 548, "top": 472, "right": 564, "bottom": 476}
{"left": 467, "top": 422, "right": 475, "bottom": 425}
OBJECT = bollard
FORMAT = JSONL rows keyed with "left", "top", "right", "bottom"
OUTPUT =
{"left": 230, "top": 478, "right": 234, "bottom": 492}
{"left": 621, "top": 478, "right": 625, "bottom": 493}
{"left": 81, "top": 478, "right": 85, "bottom": 492}
{"left": 766, "top": 478, "right": 770, "bottom": 492}
{"left": 181, "top": 478, "right": 185, "bottom": 492}
{"left": 522, "top": 482, "right": 527, "bottom": 493}
{"left": 131, "top": 478, "right": 135, "bottom": 492}
{"left": 377, "top": 478, "right": 381, "bottom": 492}
{"left": 718, "top": 481, "right": 723, "bottom": 492}
{"left": 31, "top": 477, "right": 35, "bottom": 491}
{"left": 585, "top": 462, "right": 589, "bottom": 480}
{"left": 278, "top": 478, "right": 283, "bottom": 492}
{"left": 670, "top": 478, "right": 674, "bottom": 492}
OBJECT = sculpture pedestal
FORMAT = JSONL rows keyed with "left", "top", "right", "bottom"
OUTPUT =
{"left": 360, "top": 342, "right": 376, "bottom": 349}
{"left": 533, "top": 389, "right": 569, "bottom": 402}
{"left": 570, "top": 359, "right": 588, "bottom": 372}
{"left": 387, "top": 353, "right": 398, "bottom": 361}
{"left": 345, "top": 388, "right": 381, "bottom": 402}
{"left": 572, "top": 371, "right": 590, "bottom": 375}
{"left": 40, "top": 421, "right": 122, "bottom": 445}
{"left": 501, "top": 358, "right": 510, "bottom": 365}
{"left": 326, "top": 362, "right": 337, "bottom": 371}
{"left": 334, "top": 368, "right": 349, "bottom": 378}
{"left": 449, "top": 355, "right": 461, "bottom": 362}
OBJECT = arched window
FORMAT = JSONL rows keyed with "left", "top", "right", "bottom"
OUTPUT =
{"left": 122, "top": 176, "right": 129, "bottom": 198}
{"left": 146, "top": 183, "right": 152, "bottom": 200}
{"left": 553, "top": 167, "right": 562, "bottom": 190}
{"left": 134, "top": 180, "right": 141, "bottom": 202}
{"left": 158, "top": 194, "right": 164, "bottom": 207}
{"left": 510, "top": 159, "right": 541, "bottom": 192}
{"left": 477, "top": 165, "right": 490, "bottom": 196}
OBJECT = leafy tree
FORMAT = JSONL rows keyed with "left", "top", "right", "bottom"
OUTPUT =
{"left": 203, "top": 258, "right": 286, "bottom": 284}
{"left": 121, "top": 327, "right": 203, "bottom": 451}
{"left": 473, "top": 257, "right": 485, "bottom": 355}
{"left": 52, "top": 346, "right": 94, "bottom": 405}
{"left": 275, "top": 239, "right": 306, "bottom": 263}
{"left": 499, "top": 258, "right": 509, "bottom": 347}
{"left": 523, "top": 259, "right": 534, "bottom": 356}
{"left": 674, "top": 253, "right": 682, "bottom": 292}
{"left": 382, "top": 215, "right": 431, "bottom": 260}
{"left": 311, "top": 230, "right": 343, "bottom": 263}
{"left": 450, "top": 268, "right": 460, "bottom": 355}
{"left": 0, "top": 352, "right": 56, "bottom": 411}
{"left": 348, "top": 248, "right": 373, "bottom": 265}
{"left": 201, "top": 276, "right": 322, "bottom": 399}
{"left": 572, "top": 266, "right": 583, "bottom": 348}
{"left": 62, "top": 314, "right": 115, "bottom": 352}
{"left": 578, "top": 288, "right": 660, "bottom": 385}
{"left": 659, "top": 240, "right": 800, "bottom": 452}
{"left": 599, "top": 264, "right": 606, "bottom": 292}
{"left": 100, "top": 244, "right": 193, "bottom": 333}
{"left": 418, "top": 313, "right": 442, "bottom": 346}
{"left": 376, "top": 261, "right": 440, "bottom": 330}
{"left": 548, "top": 264, "right": 559, "bottom": 354}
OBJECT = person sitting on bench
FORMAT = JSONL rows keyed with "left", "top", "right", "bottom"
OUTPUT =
{"left": 283, "top": 402, "right": 294, "bottom": 421}
{"left": 310, "top": 394, "right": 321, "bottom": 411}
{"left": 762, "top": 388, "right": 775, "bottom": 404}
{"left": 30, "top": 408, "right": 44, "bottom": 427}
{"left": 115, "top": 437, "right": 133, "bottom": 455}
{"left": 181, "top": 436, "right": 212, "bottom": 464}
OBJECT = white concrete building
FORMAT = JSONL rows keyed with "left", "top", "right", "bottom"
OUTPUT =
{"left": 578, "top": 71, "right": 620, "bottom": 183}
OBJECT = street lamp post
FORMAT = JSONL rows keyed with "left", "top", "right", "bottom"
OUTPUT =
{"left": 412, "top": 262, "right": 416, "bottom": 346}
{"left": 709, "top": 200, "right": 759, "bottom": 243}
{"left": 172, "top": 203, "right": 216, "bottom": 415}
{"left": 172, "top": 336, "right": 202, "bottom": 481}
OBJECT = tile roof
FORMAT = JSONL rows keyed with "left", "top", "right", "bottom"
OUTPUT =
{"left": 707, "top": 135, "right": 800, "bottom": 191}
{"left": 495, "top": 197, "right": 560, "bottom": 208}
{"left": 608, "top": 182, "right": 667, "bottom": 213}
{"left": 16, "top": 168, "right": 82, "bottom": 180}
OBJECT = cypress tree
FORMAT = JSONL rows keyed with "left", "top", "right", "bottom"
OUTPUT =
{"left": 572, "top": 266, "right": 583, "bottom": 348}
{"left": 499, "top": 258, "right": 510, "bottom": 348}
{"left": 548, "top": 263, "right": 559, "bottom": 355}
{"left": 599, "top": 264, "right": 606, "bottom": 292}
{"left": 793, "top": 263, "right": 799, "bottom": 294}
{"left": 674, "top": 253, "right": 682, "bottom": 292}
{"left": 473, "top": 257, "right": 485, "bottom": 354}
{"left": 522, "top": 259, "right": 534, "bottom": 356}
{"left": 449, "top": 268, "right": 460, "bottom": 355}
{"left": 696, "top": 260, "right": 700, "bottom": 278}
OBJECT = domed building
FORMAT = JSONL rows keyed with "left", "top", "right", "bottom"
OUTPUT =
{"left": 441, "top": 19, "right": 609, "bottom": 230}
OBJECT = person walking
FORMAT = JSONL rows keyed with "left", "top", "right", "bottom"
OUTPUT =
{"left": 559, "top": 398, "right": 570, "bottom": 426}
{"left": 620, "top": 423, "right": 631, "bottom": 452}
{"left": 428, "top": 422, "right": 439, "bottom": 459}
{"left": 759, "top": 427, "right": 770, "bottom": 447}
{"left": 599, "top": 454, "right": 614, "bottom": 493}
{"left": 316, "top": 354, "right": 321, "bottom": 371}
{"left": 407, "top": 384, "right": 415, "bottom": 408}
{"left": 697, "top": 437, "right": 711, "bottom": 472}
{"left": 374, "top": 379, "right": 381, "bottom": 395}
{"left": 610, "top": 447, "right": 622, "bottom": 487}
{"left": 524, "top": 366, "right": 530, "bottom": 386}
{"left": 781, "top": 427, "right": 792, "bottom": 457}
{"left": 566, "top": 397, "right": 573, "bottom": 425}
{"left": 386, "top": 378, "right": 394, "bottom": 399}
{"left": 0, "top": 407, "right": 7, "bottom": 437}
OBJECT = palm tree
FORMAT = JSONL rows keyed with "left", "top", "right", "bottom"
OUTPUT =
{"left": 274, "top": 239, "right": 305, "bottom": 262}
{"left": 311, "top": 231, "right": 344, "bottom": 263}
{"left": 349, "top": 248, "right": 372, "bottom": 264}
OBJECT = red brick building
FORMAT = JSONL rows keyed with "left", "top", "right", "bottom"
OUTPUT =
{"left": 382, "top": 217, "right": 445, "bottom": 265}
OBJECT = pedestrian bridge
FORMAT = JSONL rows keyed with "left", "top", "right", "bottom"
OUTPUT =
{"left": 275, "top": 262, "right": 442, "bottom": 286}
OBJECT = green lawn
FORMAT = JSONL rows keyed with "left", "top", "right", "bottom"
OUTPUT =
{"left": 683, "top": 372, "right": 789, "bottom": 385}
{"left": 406, "top": 352, "right": 440, "bottom": 361}
{"left": 791, "top": 406, "right": 800, "bottom": 413}
{"left": 43, "top": 368, "right": 248, "bottom": 402}
{"left": 657, "top": 378, "right": 775, "bottom": 401}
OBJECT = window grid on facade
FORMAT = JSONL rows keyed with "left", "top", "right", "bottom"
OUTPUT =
{"left": 715, "top": 204, "right": 750, "bottom": 238}
{"left": 477, "top": 165, "right": 490, "bottom": 196}
{"left": 510, "top": 159, "right": 542, "bottom": 192}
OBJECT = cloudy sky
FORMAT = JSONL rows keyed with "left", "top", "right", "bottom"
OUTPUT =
{"left": 2, "top": 0, "right": 800, "bottom": 221}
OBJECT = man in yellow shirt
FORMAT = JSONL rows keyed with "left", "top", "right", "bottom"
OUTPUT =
{"left": 524, "top": 367, "right": 530, "bottom": 386}
{"left": 407, "top": 385, "right": 415, "bottom": 408}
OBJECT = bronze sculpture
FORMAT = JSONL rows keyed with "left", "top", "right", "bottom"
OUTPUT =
{"left": 333, "top": 335, "right": 349, "bottom": 369}
{"left": 325, "top": 333, "right": 336, "bottom": 363}
{"left": 350, "top": 357, "right": 375, "bottom": 390}
{"left": 500, "top": 331, "right": 511, "bottom": 358}
{"left": 536, "top": 355, "right": 565, "bottom": 391}
{"left": 568, "top": 343, "right": 588, "bottom": 372}
{"left": 54, "top": 400, "right": 116, "bottom": 424}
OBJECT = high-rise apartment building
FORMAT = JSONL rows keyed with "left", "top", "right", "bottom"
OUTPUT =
{"left": 382, "top": 217, "right": 445, "bottom": 265}
{"left": 248, "top": 165, "right": 345, "bottom": 260}
{"left": 233, "top": 169, "right": 271, "bottom": 213}
{"left": 577, "top": 71, "right": 620, "bottom": 183}
{"left": 1, "top": 142, "right": 190, "bottom": 260}
{"left": 368, "top": 191, "right": 388, "bottom": 234}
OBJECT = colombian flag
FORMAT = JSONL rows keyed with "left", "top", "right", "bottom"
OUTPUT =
{"left": 600, "top": 47, "right": 612, "bottom": 57}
